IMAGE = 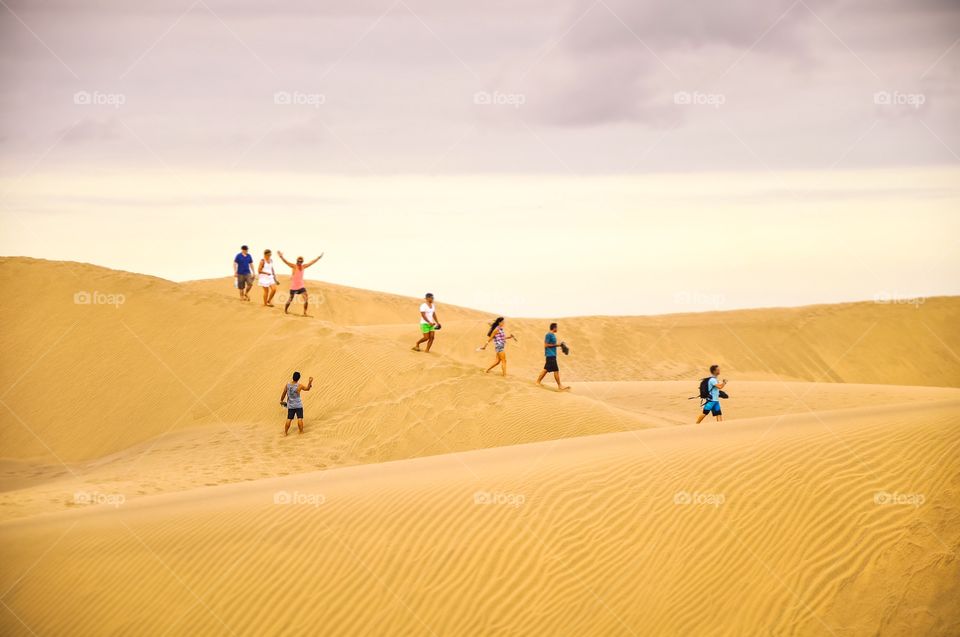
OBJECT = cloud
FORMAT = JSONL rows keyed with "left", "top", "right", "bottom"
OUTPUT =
{"left": 59, "top": 117, "right": 123, "bottom": 143}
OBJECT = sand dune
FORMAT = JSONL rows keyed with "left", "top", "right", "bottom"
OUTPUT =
{"left": 192, "top": 268, "right": 960, "bottom": 387}
{"left": 2, "top": 403, "right": 958, "bottom": 635}
{"left": 2, "top": 258, "right": 957, "bottom": 465}
{"left": 1, "top": 257, "right": 959, "bottom": 635}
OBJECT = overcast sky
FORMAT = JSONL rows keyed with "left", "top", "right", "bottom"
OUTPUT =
{"left": 1, "top": 0, "right": 957, "bottom": 173}
{"left": 0, "top": 0, "right": 958, "bottom": 314}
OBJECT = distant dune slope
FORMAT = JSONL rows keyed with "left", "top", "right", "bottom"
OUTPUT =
{"left": 193, "top": 270, "right": 960, "bottom": 386}
{"left": 1, "top": 258, "right": 958, "bottom": 466}
{"left": 1, "top": 403, "right": 957, "bottom": 636}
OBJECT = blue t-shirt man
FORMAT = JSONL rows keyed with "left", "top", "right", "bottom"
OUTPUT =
{"left": 545, "top": 332, "right": 557, "bottom": 357}
{"left": 235, "top": 252, "right": 253, "bottom": 275}
{"left": 708, "top": 376, "right": 720, "bottom": 401}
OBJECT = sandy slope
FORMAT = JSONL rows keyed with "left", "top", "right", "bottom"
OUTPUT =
{"left": 192, "top": 272, "right": 960, "bottom": 387}
{"left": 2, "top": 403, "right": 958, "bottom": 636}
{"left": 2, "top": 382, "right": 955, "bottom": 522}
{"left": 2, "top": 258, "right": 958, "bottom": 466}
{"left": 1, "top": 258, "right": 959, "bottom": 635}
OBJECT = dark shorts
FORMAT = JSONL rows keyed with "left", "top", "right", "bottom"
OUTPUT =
{"left": 703, "top": 401, "right": 722, "bottom": 416}
{"left": 236, "top": 273, "right": 254, "bottom": 288}
{"left": 290, "top": 288, "right": 307, "bottom": 295}
{"left": 287, "top": 407, "right": 304, "bottom": 419}
{"left": 544, "top": 356, "right": 559, "bottom": 373}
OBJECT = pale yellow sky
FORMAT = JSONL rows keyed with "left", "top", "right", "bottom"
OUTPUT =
{"left": 1, "top": 167, "right": 957, "bottom": 316}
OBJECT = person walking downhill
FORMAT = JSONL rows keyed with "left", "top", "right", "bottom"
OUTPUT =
{"left": 536, "top": 322, "right": 569, "bottom": 391}
{"left": 258, "top": 249, "right": 279, "bottom": 307}
{"left": 278, "top": 251, "right": 323, "bottom": 316}
{"left": 233, "top": 244, "right": 255, "bottom": 301}
{"left": 696, "top": 365, "right": 727, "bottom": 424}
{"left": 480, "top": 316, "right": 516, "bottom": 376}
{"left": 412, "top": 293, "right": 441, "bottom": 352}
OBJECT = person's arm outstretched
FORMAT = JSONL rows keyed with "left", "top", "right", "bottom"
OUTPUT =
{"left": 277, "top": 251, "right": 295, "bottom": 268}
{"left": 303, "top": 254, "right": 324, "bottom": 269}
{"left": 300, "top": 377, "right": 314, "bottom": 392}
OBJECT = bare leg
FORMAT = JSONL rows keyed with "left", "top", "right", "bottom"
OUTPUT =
{"left": 412, "top": 333, "right": 430, "bottom": 351}
{"left": 696, "top": 412, "right": 707, "bottom": 424}
{"left": 284, "top": 293, "right": 292, "bottom": 314}
{"left": 297, "top": 418, "right": 304, "bottom": 434}
{"left": 536, "top": 370, "right": 547, "bottom": 385}
{"left": 267, "top": 286, "right": 277, "bottom": 305}
{"left": 716, "top": 414, "right": 723, "bottom": 422}
{"left": 284, "top": 419, "right": 292, "bottom": 436}
{"left": 262, "top": 286, "right": 269, "bottom": 306}
{"left": 302, "top": 292, "right": 310, "bottom": 317}
{"left": 238, "top": 278, "right": 244, "bottom": 300}
{"left": 554, "top": 372, "right": 569, "bottom": 391}
{"left": 244, "top": 282, "right": 252, "bottom": 300}
{"left": 425, "top": 331, "right": 435, "bottom": 353}
{"left": 500, "top": 353, "right": 507, "bottom": 376}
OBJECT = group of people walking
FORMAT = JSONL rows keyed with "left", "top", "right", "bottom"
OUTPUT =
{"left": 239, "top": 245, "right": 724, "bottom": 434}
{"left": 411, "top": 293, "right": 570, "bottom": 391}
{"left": 233, "top": 245, "right": 323, "bottom": 315}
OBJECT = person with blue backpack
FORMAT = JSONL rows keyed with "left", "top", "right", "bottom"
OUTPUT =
{"left": 696, "top": 364, "right": 727, "bottom": 423}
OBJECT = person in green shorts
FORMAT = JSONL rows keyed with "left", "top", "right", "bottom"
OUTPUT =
{"left": 412, "top": 293, "right": 441, "bottom": 353}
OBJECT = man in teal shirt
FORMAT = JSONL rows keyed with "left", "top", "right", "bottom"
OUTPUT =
{"left": 536, "top": 322, "right": 569, "bottom": 391}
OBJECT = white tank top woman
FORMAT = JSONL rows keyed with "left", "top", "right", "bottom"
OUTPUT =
{"left": 259, "top": 257, "right": 276, "bottom": 288}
